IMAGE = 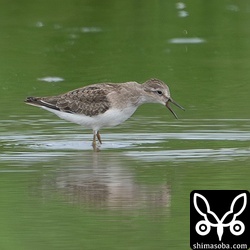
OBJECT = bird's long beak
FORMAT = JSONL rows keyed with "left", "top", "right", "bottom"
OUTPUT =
{"left": 166, "top": 98, "right": 185, "bottom": 119}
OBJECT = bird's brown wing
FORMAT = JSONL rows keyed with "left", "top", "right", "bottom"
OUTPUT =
{"left": 39, "top": 84, "right": 120, "bottom": 117}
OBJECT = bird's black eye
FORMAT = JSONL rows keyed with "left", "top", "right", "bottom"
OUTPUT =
{"left": 157, "top": 90, "right": 163, "bottom": 95}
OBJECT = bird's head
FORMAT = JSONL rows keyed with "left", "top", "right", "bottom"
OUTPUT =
{"left": 142, "top": 78, "right": 184, "bottom": 119}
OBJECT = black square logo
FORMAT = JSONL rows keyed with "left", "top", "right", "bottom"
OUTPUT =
{"left": 190, "top": 190, "right": 250, "bottom": 250}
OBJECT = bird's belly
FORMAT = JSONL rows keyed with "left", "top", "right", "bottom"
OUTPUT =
{"left": 97, "top": 107, "right": 137, "bottom": 128}
{"left": 42, "top": 106, "right": 137, "bottom": 131}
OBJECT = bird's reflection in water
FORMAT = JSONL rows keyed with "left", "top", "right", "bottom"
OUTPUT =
{"left": 45, "top": 152, "right": 171, "bottom": 211}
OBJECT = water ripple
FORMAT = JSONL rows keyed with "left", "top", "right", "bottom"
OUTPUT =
{"left": 126, "top": 148, "right": 250, "bottom": 162}
{"left": 168, "top": 37, "right": 206, "bottom": 44}
{"left": 1, "top": 131, "right": 250, "bottom": 149}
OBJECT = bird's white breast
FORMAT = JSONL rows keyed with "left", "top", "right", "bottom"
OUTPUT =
{"left": 41, "top": 106, "right": 137, "bottom": 131}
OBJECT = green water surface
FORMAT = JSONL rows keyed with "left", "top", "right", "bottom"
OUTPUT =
{"left": 0, "top": 1, "right": 250, "bottom": 250}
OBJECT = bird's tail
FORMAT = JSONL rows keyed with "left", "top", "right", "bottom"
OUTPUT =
{"left": 25, "top": 96, "right": 42, "bottom": 106}
{"left": 25, "top": 96, "right": 60, "bottom": 111}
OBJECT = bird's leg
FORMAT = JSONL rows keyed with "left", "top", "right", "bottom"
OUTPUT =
{"left": 92, "top": 131, "right": 97, "bottom": 151}
{"left": 92, "top": 130, "right": 100, "bottom": 152}
{"left": 97, "top": 131, "right": 102, "bottom": 144}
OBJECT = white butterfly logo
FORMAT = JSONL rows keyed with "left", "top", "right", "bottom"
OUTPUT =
{"left": 193, "top": 193, "right": 247, "bottom": 241}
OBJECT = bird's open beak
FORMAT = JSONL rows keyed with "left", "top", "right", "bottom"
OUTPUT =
{"left": 165, "top": 98, "right": 185, "bottom": 119}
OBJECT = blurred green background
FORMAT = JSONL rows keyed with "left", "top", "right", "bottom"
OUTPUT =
{"left": 0, "top": 1, "right": 250, "bottom": 249}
